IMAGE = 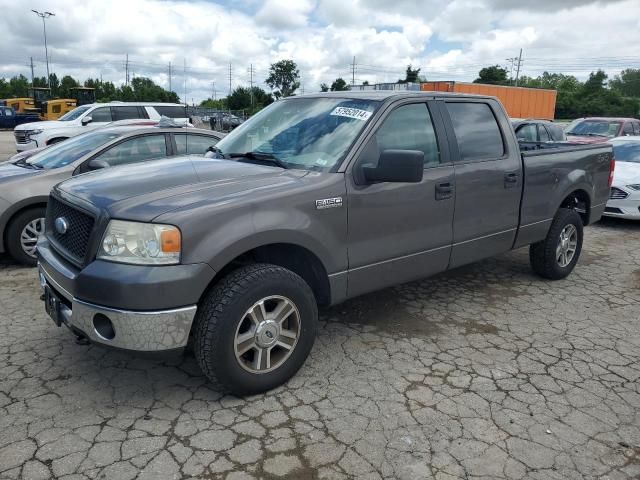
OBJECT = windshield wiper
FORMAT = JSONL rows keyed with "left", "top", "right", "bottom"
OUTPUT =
{"left": 227, "top": 151, "right": 288, "bottom": 169}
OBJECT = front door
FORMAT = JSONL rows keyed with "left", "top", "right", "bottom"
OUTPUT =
{"left": 346, "top": 101, "right": 455, "bottom": 298}
{"left": 443, "top": 100, "right": 522, "bottom": 268}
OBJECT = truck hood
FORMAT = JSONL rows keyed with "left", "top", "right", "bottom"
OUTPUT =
{"left": 14, "top": 120, "right": 74, "bottom": 131}
{"left": 56, "top": 156, "right": 308, "bottom": 221}
{"left": 0, "top": 162, "right": 40, "bottom": 182}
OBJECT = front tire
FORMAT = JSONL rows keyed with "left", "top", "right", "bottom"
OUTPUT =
{"left": 6, "top": 207, "right": 46, "bottom": 266}
{"left": 529, "top": 208, "right": 583, "bottom": 280}
{"left": 194, "top": 263, "right": 318, "bottom": 395}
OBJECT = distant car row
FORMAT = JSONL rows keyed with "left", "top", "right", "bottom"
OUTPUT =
{"left": 0, "top": 124, "right": 223, "bottom": 264}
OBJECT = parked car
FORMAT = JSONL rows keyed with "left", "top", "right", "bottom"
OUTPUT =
{"left": 512, "top": 119, "right": 566, "bottom": 143}
{"left": 566, "top": 117, "right": 640, "bottom": 144}
{"left": 37, "top": 92, "right": 612, "bottom": 395}
{"left": 604, "top": 136, "right": 640, "bottom": 220}
{"left": 13, "top": 102, "right": 188, "bottom": 152}
{"left": 0, "top": 126, "right": 222, "bottom": 265}
{"left": 0, "top": 106, "right": 40, "bottom": 129}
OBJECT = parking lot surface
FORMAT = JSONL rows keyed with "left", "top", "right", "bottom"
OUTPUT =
{"left": 1, "top": 219, "right": 639, "bottom": 479}
{"left": 0, "top": 130, "right": 15, "bottom": 161}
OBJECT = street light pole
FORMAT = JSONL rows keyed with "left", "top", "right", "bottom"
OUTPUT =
{"left": 31, "top": 10, "right": 55, "bottom": 89}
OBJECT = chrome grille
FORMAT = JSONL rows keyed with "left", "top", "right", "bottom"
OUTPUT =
{"left": 14, "top": 131, "right": 29, "bottom": 144}
{"left": 46, "top": 196, "right": 95, "bottom": 264}
{"left": 609, "top": 187, "right": 628, "bottom": 200}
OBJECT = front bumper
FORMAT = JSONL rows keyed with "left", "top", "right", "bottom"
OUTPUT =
{"left": 39, "top": 263, "right": 197, "bottom": 351}
{"left": 604, "top": 193, "right": 640, "bottom": 220}
{"left": 36, "top": 237, "right": 215, "bottom": 352}
{"left": 15, "top": 139, "right": 38, "bottom": 152}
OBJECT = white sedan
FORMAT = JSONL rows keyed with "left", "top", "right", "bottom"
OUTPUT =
{"left": 605, "top": 136, "right": 640, "bottom": 219}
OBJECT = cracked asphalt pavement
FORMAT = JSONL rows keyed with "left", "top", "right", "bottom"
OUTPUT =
{"left": 1, "top": 219, "right": 639, "bottom": 479}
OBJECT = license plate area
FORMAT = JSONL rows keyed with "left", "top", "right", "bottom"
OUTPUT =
{"left": 44, "top": 286, "right": 62, "bottom": 327}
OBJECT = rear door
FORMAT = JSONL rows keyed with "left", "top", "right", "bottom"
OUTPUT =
{"left": 345, "top": 100, "right": 455, "bottom": 297}
{"left": 443, "top": 99, "right": 522, "bottom": 268}
{"left": 0, "top": 108, "right": 8, "bottom": 128}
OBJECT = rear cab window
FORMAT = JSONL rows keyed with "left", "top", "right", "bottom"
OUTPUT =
{"left": 445, "top": 102, "right": 505, "bottom": 161}
{"left": 175, "top": 134, "right": 220, "bottom": 155}
{"left": 112, "top": 106, "right": 148, "bottom": 121}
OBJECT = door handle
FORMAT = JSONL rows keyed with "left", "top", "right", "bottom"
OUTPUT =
{"left": 504, "top": 172, "right": 519, "bottom": 188}
{"left": 435, "top": 182, "right": 453, "bottom": 200}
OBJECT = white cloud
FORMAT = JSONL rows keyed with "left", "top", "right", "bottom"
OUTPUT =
{"left": 0, "top": 0, "right": 638, "bottom": 103}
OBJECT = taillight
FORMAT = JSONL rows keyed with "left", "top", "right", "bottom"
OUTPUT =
{"left": 609, "top": 157, "right": 615, "bottom": 187}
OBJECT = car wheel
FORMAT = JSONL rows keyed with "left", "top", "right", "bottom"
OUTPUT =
{"left": 6, "top": 207, "right": 47, "bottom": 266}
{"left": 194, "top": 263, "right": 317, "bottom": 395}
{"left": 529, "top": 208, "right": 583, "bottom": 280}
{"left": 47, "top": 137, "right": 67, "bottom": 145}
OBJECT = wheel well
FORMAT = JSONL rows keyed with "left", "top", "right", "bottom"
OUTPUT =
{"left": 560, "top": 189, "right": 590, "bottom": 225}
{"left": 2, "top": 203, "right": 47, "bottom": 248}
{"left": 209, "top": 243, "right": 331, "bottom": 306}
{"left": 47, "top": 137, "right": 68, "bottom": 145}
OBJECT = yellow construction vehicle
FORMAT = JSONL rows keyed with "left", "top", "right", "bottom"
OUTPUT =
{"left": 38, "top": 87, "right": 96, "bottom": 120}
{"left": 0, "top": 98, "right": 37, "bottom": 114}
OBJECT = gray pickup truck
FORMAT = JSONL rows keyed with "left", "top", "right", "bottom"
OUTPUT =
{"left": 36, "top": 92, "right": 613, "bottom": 395}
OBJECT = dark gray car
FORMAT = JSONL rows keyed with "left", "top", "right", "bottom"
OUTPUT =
{"left": 37, "top": 92, "right": 612, "bottom": 395}
{"left": 0, "top": 126, "right": 223, "bottom": 264}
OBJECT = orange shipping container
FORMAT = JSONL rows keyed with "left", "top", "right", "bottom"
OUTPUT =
{"left": 420, "top": 81, "right": 557, "bottom": 120}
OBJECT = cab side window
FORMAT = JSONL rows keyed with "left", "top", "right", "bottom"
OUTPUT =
{"left": 446, "top": 102, "right": 505, "bottom": 161}
{"left": 174, "top": 134, "right": 220, "bottom": 155}
{"left": 373, "top": 103, "right": 440, "bottom": 167}
{"left": 95, "top": 135, "right": 168, "bottom": 167}
{"left": 90, "top": 107, "right": 112, "bottom": 123}
{"left": 623, "top": 122, "right": 634, "bottom": 135}
{"left": 538, "top": 125, "right": 550, "bottom": 142}
{"left": 516, "top": 124, "right": 536, "bottom": 142}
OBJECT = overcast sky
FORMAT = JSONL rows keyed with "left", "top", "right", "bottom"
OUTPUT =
{"left": 1, "top": 0, "right": 639, "bottom": 103}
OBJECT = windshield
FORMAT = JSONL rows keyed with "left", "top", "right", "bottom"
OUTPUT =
{"left": 214, "top": 97, "right": 380, "bottom": 171}
{"left": 26, "top": 130, "right": 123, "bottom": 169}
{"left": 567, "top": 120, "right": 621, "bottom": 137}
{"left": 58, "top": 105, "right": 92, "bottom": 121}
{"left": 612, "top": 141, "right": 640, "bottom": 163}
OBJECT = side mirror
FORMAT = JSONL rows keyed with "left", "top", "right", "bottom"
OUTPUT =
{"left": 362, "top": 149, "right": 424, "bottom": 183}
{"left": 87, "top": 159, "right": 110, "bottom": 170}
{"left": 81, "top": 116, "right": 92, "bottom": 126}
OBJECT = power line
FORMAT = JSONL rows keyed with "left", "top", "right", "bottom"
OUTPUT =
{"left": 514, "top": 49, "right": 523, "bottom": 87}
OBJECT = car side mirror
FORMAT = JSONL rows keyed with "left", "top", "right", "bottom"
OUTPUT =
{"left": 362, "top": 149, "right": 424, "bottom": 183}
{"left": 81, "top": 116, "right": 92, "bottom": 126}
{"left": 87, "top": 159, "right": 110, "bottom": 170}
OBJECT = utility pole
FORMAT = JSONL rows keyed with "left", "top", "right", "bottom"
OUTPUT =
{"left": 168, "top": 61, "right": 172, "bottom": 92}
{"left": 31, "top": 10, "right": 55, "bottom": 89}
{"left": 211, "top": 81, "right": 216, "bottom": 102}
{"left": 183, "top": 59, "right": 187, "bottom": 105}
{"left": 125, "top": 53, "right": 129, "bottom": 86}
{"left": 228, "top": 63, "right": 233, "bottom": 97}
{"left": 351, "top": 56, "right": 356, "bottom": 86}
{"left": 248, "top": 64, "right": 255, "bottom": 109}
{"left": 29, "top": 57, "right": 35, "bottom": 86}
{"left": 505, "top": 57, "right": 517, "bottom": 84}
{"left": 514, "top": 48, "right": 523, "bottom": 87}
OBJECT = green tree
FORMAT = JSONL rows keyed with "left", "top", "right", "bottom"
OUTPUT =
{"left": 404, "top": 65, "right": 421, "bottom": 83}
{"left": 320, "top": 83, "right": 329, "bottom": 92}
{"left": 48, "top": 73, "right": 60, "bottom": 94}
{"left": 473, "top": 65, "right": 508, "bottom": 85}
{"left": 330, "top": 78, "right": 350, "bottom": 91}
{"left": 8, "top": 75, "right": 30, "bottom": 97}
{"left": 59, "top": 75, "right": 79, "bottom": 99}
{"left": 266, "top": 59, "right": 300, "bottom": 98}
{"left": 610, "top": 68, "right": 640, "bottom": 98}
{"left": 582, "top": 70, "right": 607, "bottom": 96}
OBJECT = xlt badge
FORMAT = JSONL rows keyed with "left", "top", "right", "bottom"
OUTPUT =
{"left": 315, "top": 197, "right": 343, "bottom": 210}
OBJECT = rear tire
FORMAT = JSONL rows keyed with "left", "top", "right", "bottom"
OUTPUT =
{"left": 194, "top": 263, "right": 318, "bottom": 396}
{"left": 47, "top": 137, "right": 67, "bottom": 146}
{"left": 6, "top": 207, "right": 46, "bottom": 267}
{"left": 529, "top": 208, "right": 583, "bottom": 280}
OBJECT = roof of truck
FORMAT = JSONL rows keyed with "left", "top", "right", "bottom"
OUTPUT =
{"left": 295, "top": 91, "right": 494, "bottom": 101}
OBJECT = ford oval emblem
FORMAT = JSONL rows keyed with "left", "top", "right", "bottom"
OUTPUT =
{"left": 55, "top": 217, "right": 69, "bottom": 235}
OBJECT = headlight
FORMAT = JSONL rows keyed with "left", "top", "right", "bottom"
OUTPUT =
{"left": 27, "top": 129, "right": 44, "bottom": 136}
{"left": 626, "top": 184, "right": 640, "bottom": 191}
{"left": 98, "top": 220, "right": 181, "bottom": 265}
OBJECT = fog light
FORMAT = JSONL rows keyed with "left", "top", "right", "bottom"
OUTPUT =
{"left": 93, "top": 313, "right": 116, "bottom": 340}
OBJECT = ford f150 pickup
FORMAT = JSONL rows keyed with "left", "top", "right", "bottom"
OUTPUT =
{"left": 36, "top": 92, "right": 613, "bottom": 395}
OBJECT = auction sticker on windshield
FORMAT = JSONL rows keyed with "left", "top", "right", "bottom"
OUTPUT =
{"left": 330, "top": 107, "right": 372, "bottom": 121}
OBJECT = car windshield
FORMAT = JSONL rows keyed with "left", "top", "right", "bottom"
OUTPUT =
{"left": 58, "top": 105, "right": 92, "bottom": 121}
{"left": 612, "top": 141, "right": 640, "bottom": 163}
{"left": 566, "top": 120, "right": 621, "bottom": 137}
{"left": 25, "top": 130, "right": 123, "bottom": 169}
{"left": 214, "top": 97, "right": 381, "bottom": 171}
